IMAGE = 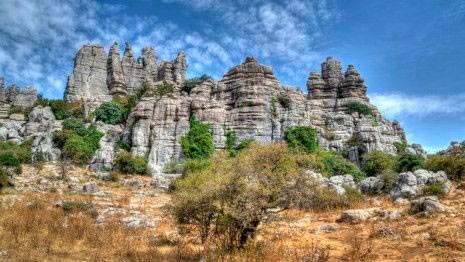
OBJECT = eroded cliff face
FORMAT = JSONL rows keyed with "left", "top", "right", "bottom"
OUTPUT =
{"left": 0, "top": 42, "right": 411, "bottom": 183}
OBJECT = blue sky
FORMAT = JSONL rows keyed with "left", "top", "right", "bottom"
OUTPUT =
{"left": 0, "top": 0, "right": 464, "bottom": 152}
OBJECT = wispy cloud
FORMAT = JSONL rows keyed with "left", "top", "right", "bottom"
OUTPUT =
{"left": 0, "top": 0, "right": 339, "bottom": 98}
{"left": 370, "top": 93, "right": 465, "bottom": 119}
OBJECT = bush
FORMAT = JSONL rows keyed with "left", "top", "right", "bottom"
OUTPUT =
{"left": 422, "top": 183, "right": 445, "bottom": 197}
{"left": 170, "top": 143, "right": 351, "bottom": 249}
{"left": 396, "top": 153, "right": 424, "bottom": 173}
{"left": 347, "top": 102, "right": 374, "bottom": 116}
{"left": 180, "top": 115, "right": 214, "bottom": 160}
{"left": 284, "top": 126, "right": 318, "bottom": 154}
{"left": 95, "top": 102, "right": 126, "bottom": 125}
{"left": 9, "top": 106, "right": 32, "bottom": 116}
{"left": 0, "top": 140, "right": 33, "bottom": 173}
{"left": 393, "top": 142, "right": 408, "bottom": 154}
{"left": 0, "top": 152, "right": 21, "bottom": 171}
{"left": 425, "top": 155, "right": 465, "bottom": 181}
{"left": 49, "top": 100, "right": 84, "bottom": 120}
{"left": 362, "top": 150, "right": 396, "bottom": 177}
{"left": 114, "top": 151, "right": 148, "bottom": 175}
{"left": 379, "top": 169, "right": 398, "bottom": 193}
{"left": 163, "top": 160, "right": 185, "bottom": 174}
{"left": 148, "top": 81, "right": 175, "bottom": 99}
{"left": 62, "top": 118, "right": 88, "bottom": 136}
{"left": 182, "top": 75, "right": 211, "bottom": 94}
{"left": 224, "top": 130, "right": 253, "bottom": 157}
{"left": 320, "top": 150, "right": 366, "bottom": 181}
{"left": 56, "top": 124, "right": 103, "bottom": 165}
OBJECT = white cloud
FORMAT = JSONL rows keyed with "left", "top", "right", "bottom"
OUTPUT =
{"left": 0, "top": 0, "right": 340, "bottom": 98}
{"left": 370, "top": 93, "right": 465, "bottom": 119}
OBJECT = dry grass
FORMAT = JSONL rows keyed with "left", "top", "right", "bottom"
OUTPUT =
{"left": 2, "top": 169, "right": 465, "bottom": 261}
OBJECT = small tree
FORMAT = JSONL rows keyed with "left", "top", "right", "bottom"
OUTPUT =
{"left": 180, "top": 115, "right": 214, "bottom": 159}
{"left": 284, "top": 126, "right": 318, "bottom": 154}
{"left": 362, "top": 150, "right": 396, "bottom": 177}
{"left": 95, "top": 102, "right": 126, "bottom": 125}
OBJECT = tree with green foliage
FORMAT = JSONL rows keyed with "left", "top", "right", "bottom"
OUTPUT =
{"left": 170, "top": 143, "right": 358, "bottom": 250}
{"left": 180, "top": 115, "right": 214, "bottom": 160}
{"left": 284, "top": 126, "right": 318, "bottom": 154}
{"left": 62, "top": 126, "right": 103, "bottom": 165}
{"left": 362, "top": 150, "right": 396, "bottom": 177}
{"left": 95, "top": 102, "right": 126, "bottom": 125}
{"left": 62, "top": 118, "right": 88, "bottom": 136}
{"left": 396, "top": 153, "right": 425, "bottom": 173}
{"left": 346, "top": 102, "right": 374, "bottom": 117}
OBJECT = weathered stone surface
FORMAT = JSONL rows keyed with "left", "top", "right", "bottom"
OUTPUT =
{"left": 64, "top": 44, "right": 111, "bottom": 113}
{"left": 410, "top": 196, "right": 447, "bottom": 214}
{"left": 360, "top": 176, "right": 385, "bottom": 195}
{"left": 390, "top": 170, "right": 452, "bottom": 200}
{"left": 82, "top": 182, "right": 100, "bottom": 193}
{"left": 338, "top": 208, "right": 381, "bottom": 222}
{"left": 89, "top": 122, "right": 124, "bottom": 172}
{"left": 25, "top": 106, "right": 62, "bottom": 161}
{"left": 107, "top": 42, "right": 127, "bottom": 95}
{"left": 303, "top": 170, "right": 356, "bottom": 195}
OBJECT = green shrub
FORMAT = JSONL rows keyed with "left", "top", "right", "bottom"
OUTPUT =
{"left": 58, "top": 124, "right": 103, "bottom": 165}
{"left": 0, "top": 140, "right": 33, "bottom": 173}
{"left": 180, "top": 115, "right": 214, "bottom": 160}
{"left": 9, "top": 106, "right": 32, "bottom": 116}
{"left": 163, "top": 160, "right": 185, "bottom": 174}
{"left": 182, "top": 75, "right": 211, "bottom": 94}
{"left": 224, "top": 130, "right": 253, "bottom": 157}
{"left": 394, "top": 142, "right": 408, "bottom": 154}
{"left": 148, "top": 80, "right": 176, "bottom": 98}
{"left": 114, "top": 151, "right": 148, "bottom": 175}
{"left": 347, "top": 102, "right": 374, "bottom": 116}
{"left": 270, "top": 96, "right": 278, "bottom": 117}
{"left": 35, "top": 94, "right": 49, "bottom": 107}
{"left": 425, "top": 155, "right": 465, "bottom": 181}
{"left": 170, "top": 143, "right": 353, "bottom": 249}
{"left": 62, "top": 118, "right": 88, "bottom": 136}
{"left": 284, "top": 126, "right": 318, "bottom": 154}
{"left": 321, "top": 150, "right": 366, "bottom": 181}
{"left": 396, "top": 153, "right": 425, "bottom": 173}
{"left": 362, "top": 150, "right": 396, "bottom": 177}
{"left": 422, "top": 183, "right": 445, "bottom": 197}
{"left": 49, "top": 100, "right": 84, "bottom": 120}
{"left": 95, "top": 102, "right": 126, "bottom": 125}
{"left": 379, "top": 169, "right": 398, "bottom": 193}
{"left": 181, "top": 158, "right": 211, "bottom": 176}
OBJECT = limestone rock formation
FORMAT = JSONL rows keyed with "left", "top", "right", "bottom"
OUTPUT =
{"left": 389, "top": 169, "right": 451, "bottom": 200}
{"left": 65, "top": 42, "right": 187, "bottom": 112}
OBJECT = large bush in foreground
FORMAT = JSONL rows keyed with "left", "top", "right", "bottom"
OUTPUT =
{"left": 284, "top": 126, "right": 317, "bottom": 153}
{"left": 362, "top": 150, "right": 396, "bottom": 177}
{"left": 180, "top": 116, "right": 214, "bottom": 160}
{"left": 95, "top": 102, "right": 126, "bottom": 125}
{"left": 170, "top": 143, "right": 355, "bottom": 250}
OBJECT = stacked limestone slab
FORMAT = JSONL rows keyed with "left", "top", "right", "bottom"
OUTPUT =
{"left": 1, "top": 42, "right": 410, "bottom": 179}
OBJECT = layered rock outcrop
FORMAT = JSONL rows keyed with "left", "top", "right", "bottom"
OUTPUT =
{"left": 64, "top": 42, "right": 187, "bottom": 112}
{"left": 0, "top": 42, "right": 415, "bottom": 183}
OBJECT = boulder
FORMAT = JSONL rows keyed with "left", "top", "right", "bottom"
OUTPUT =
{"left": 410, "top": 196, "right": 448, "bottom": 214}
{"left": 82, "top": 182, "right": 100, "bottom": 193}
{"left": 390, "top": 170, "right": 452, "bottom": 200}
{"left": 304, "top": 170, "right": 356, "bottom": 195}
{"left": 359, "top": 176, "right": 385, "bottom": 195}
{"left": 338, "top": 208, "right": 381, "bottom": 223}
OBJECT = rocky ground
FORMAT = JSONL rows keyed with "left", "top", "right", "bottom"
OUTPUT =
{"left": 0, "top": 164, "right": 464, "bottom": 261}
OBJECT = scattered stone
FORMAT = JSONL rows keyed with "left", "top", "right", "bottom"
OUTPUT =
{"left": 123, "top": 177, "right": 144, "bottom": 188}
{"left": 311, "top": 223, "right": 340, "bottom": 233}
{"left": 338, "top": 208, "right": 381, "bottom": 223}
{"left": 410, "top": 196, "right": 448, "bottom": 215}
{"left": 378, "top": 225, "right": 395, "bottom": 237}
{"left": 82, "top": 182, "right": 100, "bottom": 193}
{"left": 304, "top": 171, "right": 356, "bottom": 195}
